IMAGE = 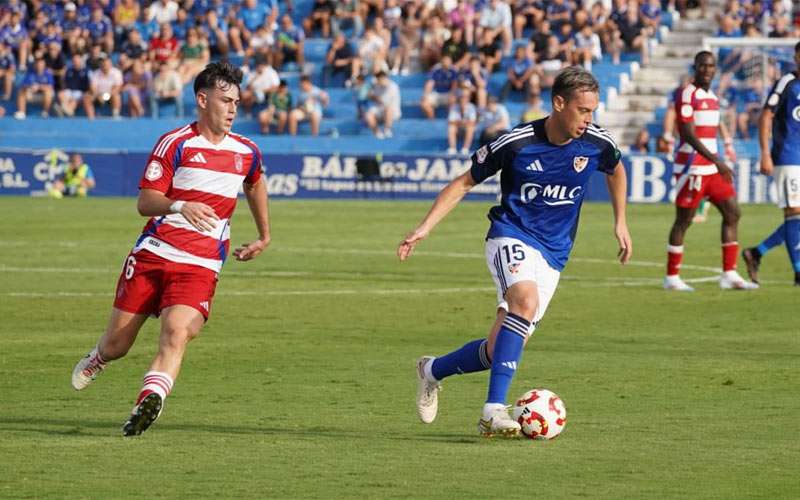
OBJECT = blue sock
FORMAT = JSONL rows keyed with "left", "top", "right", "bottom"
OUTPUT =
{"left": 486, "top": 313, "right": 530, "bottom": 405}
{"left": 431, "top": 339, "right": 491, "bottom": 380}
{"left": 785, "top": 218, "right": 800, "bottom": 272}
{"left": 757, "top": 223, "right": 785, "bottom": 256}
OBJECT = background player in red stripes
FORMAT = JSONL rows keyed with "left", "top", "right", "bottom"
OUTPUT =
{"left": 70, "top": 62, "right": 272, "bottom": 436}
{"left": 663, "top": 51, "right": 756, "bottom": 291}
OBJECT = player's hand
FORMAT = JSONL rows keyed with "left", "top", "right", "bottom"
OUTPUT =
{"left": 397, "top": 227, "right": 430, "bottom": 261}
{"left": 614, "top": 223, "right": 632, "bottom": 265}
{"left": 233, "top": 236, "right": 270, "bottom": 261}
{"left": 715, "top": 161, "right": 734, "bottom": 183}
{"left": 759, "top": 155, "right": 774, "bottom": 176}
{"left": 180, "top": 202, "right": 219, "bottom": 232}
{"left": 724, "top": 143, "right": 737, "bottom": 163}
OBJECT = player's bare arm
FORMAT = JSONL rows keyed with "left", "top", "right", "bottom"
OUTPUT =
{"left": 677, "top": 119, "right": 733, "bottom": 181}
{"left": 398, "top": 170, "right": 476, "bottom": 261}
{"left": 137, "top": 188, "right": 219, "bottom": 232}
{"left": 719, "top": 121, "right": 737, "bottom": 162}
{"left": 605, "top": 162, "right": 632, "bottom": 264}
{"left": 234, "top": 177, "right": 271, "bottom": 261}
{"left": 758, "top": 107, "right": 774, "bottom": 175}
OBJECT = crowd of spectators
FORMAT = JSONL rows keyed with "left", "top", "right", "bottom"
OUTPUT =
{"left": 0, "top": 0, "right": 673, "bottom": 144}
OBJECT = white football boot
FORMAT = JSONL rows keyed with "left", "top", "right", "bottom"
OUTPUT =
{"left": 478, "top": 404, "right": 521, "bottom": 437}
{"left": 71, "top": 348, "right": 107, "bottom": 390}
{"left": 415, "top": 356, "right": 441, "bottom": 424}
{"left": 663, "top": 275, "right": 695, "bottom": 292}
{"left": 719, "top": 270, "right": 759, "bottom": 290}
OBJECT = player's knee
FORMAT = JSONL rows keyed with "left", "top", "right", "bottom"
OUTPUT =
{"left": 723, "top": 205, "right": 740, "bottom": 224}
{"left": 162, "top": 326, "right": 199, "bottom": 349}
{"left": 505, "top": 294, "right": 538, "bottom": 321}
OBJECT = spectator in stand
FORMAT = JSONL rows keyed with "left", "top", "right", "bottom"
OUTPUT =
{"left": 89, "top": 55, "right": 123, "bottom": 118}
{"left": 735, "top": 79, "right": 763, "bottom": 139}
{"left": 43, "top": 40, "right": 67, "bottom": 101}
{"left": 477, "top": 26, "right": 502, "bottom": 72}
{"left": 147, "top": 0, "right": 179, "bottom": 25}
{"left": 123, "top": 58, "right": 152, "bottom": 118}
{"left": 241, "top": 58, "right": 280, "bottom": 117}
{"left": 274, "top": 14, "right": 305, "bottom": 69}
{"left": 14, "top": 57, "right": 55, "bottom": 119}
{"left": 288, "top": 75, "right": 329, "bottom": 136}
{"left": 447, "top": 84, "right": 477, "bottom": 155}
{"left": 358, "top": 19, "right": 390, "bottom": 76}
{"left": 58, "top": 53, "right": 92, "bottom": 117}
{"left": 393, "top": 0, "right": 422, "bottom": 75}
{"left": 61, "top": 3, "right": 84, "bottom": 36}
{"left": 149, "top": 61, "right": 183, "bottom": 118}
{"left": 420, "top": 15, "right": 451, "bottom": 70}
{"left": 37, "top": 22, "right": 63, "bottom": 54}
{"left": 178, "top": 27, "right": 210, "bottom": 84}
{"left": 171, "top": 8, "right": 191, "bottom": 41}
{"left": 134, "top": 8, "right": 159, "bottom": 46}
{"left": 500, "top": 44, "right": 539, "bottom": 100}
{"left": 119, "top": 28, "right": 148, "bottom": 73}
{"left": 323, "top": 33, "right": 359, "bottom": 87}
{"left": 421, "top": 54, "right": 458, "bottom": 119}
{"left": 332, "top": 0, "right": 364, "bottom": 39}
{"left": 87, "top": 5, "right": 114, "bottom": 54}
{"left": 149, "top": 23, "right": 179, "bottom": 66}
{"left": 86, "top": 43, "right": 106, "bottom": 71}
{"left": 240, "top": 0, "right": 276, "bottom": 43}
{"left": 514, "top": 0, "right": 545, "bottom": 40}
{"left": 448, "top": 0, "right": 476, "bottom": 45}
{"left": 640, "top": 0, "right": 662, "bottom": 33}
{"left": 246, "top": 24, "right": 275, "bottom": 66}
{"left": 546, "top": 0, "right": 571, "bottom": 32}
{"left": 616, "top": 3, "right": 650, "bottom": 65}
{"left": 538, "top": 35, "right": 566, "bottom": 88}
{"left": 477, "top": 95, "right": 510, "bottom": 145}
{"left": 259, "top": 79, "right": 292, "bottom": 134}
{"left": 303, "top": 0, "right": 334, "bottom": 38}
{"left": 353, "top": 73, "right": 371, "bottom": 118}
{"left": 573, "top": 22, "right": 602, "bottom": 71}
{"left": 200, "top": 9, "right": 230, "bottom": 57}
{"left": 630, "top": 128, "right": 651, "bottom": 152}
{"left": 0, "top": 43, "right": 15, "bottom": 101}
{"left": 529, "top": 19, "right": 552, "bottom": 62}
{"left": 383, "top": 0, "right": 403, "bottom": 44}
{"left": 520, "top": 91, "right": 545, "bottom": 122}
{"left": 477, "top": 0, "right": 513, "bottom": 56}
{"left": 460, "top": 56, "right": 488, "bottom": 108}
{"left": 4, "top": 11, "right": 30, "bottom": 71}
{"left": 114, "top": 0, "right": 141, "bottom": 40}
{"left": 442, "top": 28, "right": 470, "bottom": 69}
{"left": 364, "top": 70, "right": 401, "bottom": 139}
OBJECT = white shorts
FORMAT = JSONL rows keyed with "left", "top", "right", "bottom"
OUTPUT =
{"left": 423, "top": 91, "right": 450, "bottom": 108}
{"left": 775, "top": 165, "right": 800, "bottom": 208}
{"left": 485, "top": 237, "right": 561, "bottom": 330}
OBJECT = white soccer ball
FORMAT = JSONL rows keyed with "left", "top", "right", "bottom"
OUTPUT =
{"left": 512, "top": 388, "right": 567, "bottom": 440}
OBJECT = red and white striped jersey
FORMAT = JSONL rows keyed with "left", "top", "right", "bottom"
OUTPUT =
{"left": 674, "top": 83, "right": 720, "bottom": 176}
{"left": 134, "top": 122, "right": 263, "bottom": 273}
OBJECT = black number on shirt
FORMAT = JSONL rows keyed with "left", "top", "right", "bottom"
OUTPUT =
{"left": 502, "top": 244, "right": 525, "bottom": 263}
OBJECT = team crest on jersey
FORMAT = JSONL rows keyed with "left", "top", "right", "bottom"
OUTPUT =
{"left": 573, "top": 156, "right": 588, "bottom": 172}
{"left": 792, "top": 105, "right": 800, "bottom": 122}
{"left": 476, "top": 145, "right": 489, "bottom": 164}
{"left": 145, "top": 161, "right": 163, "bottom": 180}
{"left": 508, "top": 262, "right": 521, "bottom": 274}
{"left": 234, "top": 153, "right": 243, "bottom": 172}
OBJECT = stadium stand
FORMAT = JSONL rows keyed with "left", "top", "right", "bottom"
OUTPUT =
{"left": 0, "top": 0, "right": 795, "bottom": 157}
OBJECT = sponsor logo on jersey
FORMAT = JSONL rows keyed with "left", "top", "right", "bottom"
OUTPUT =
{"left": 526, "top": 159, "right": 544, "bottom": 172}
{"left": 200, "top": 301, "right": 209, "bottom": 311}
{"left": 700, "top": 101, "right": 709, "bottom": 110}
{"left": 476, "top": 145, "right": 489, "bottom": 164}
{"left": 573, "top": 156, "right": 588, "bottom": 173}
{"left": 792, "top": 105, "right": 800, "bottom": 122}
{"left": 145, "top": 161, "right": 163, "bottom": 181}
{"left": 190, "top": 152, "right": 207, "bottom": 163}
{"left": 234, "top": 153, "right": 243, "bottom": 172}
{"left": 520, "top": 182, "right": 583, "bottom": 205}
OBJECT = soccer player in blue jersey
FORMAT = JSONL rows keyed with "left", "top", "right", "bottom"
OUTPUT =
{"left": 742, "top": 42, "right": 800, "bottom": 287}
{"left": 398, "top": 66, "right": 632, "bottom": 436}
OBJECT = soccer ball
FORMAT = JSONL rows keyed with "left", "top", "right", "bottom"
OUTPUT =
{"left": 512, "top": 389, "right": 567, "bottom": 440}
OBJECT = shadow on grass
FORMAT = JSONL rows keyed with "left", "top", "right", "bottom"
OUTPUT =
{"left": 0, "top": 416, "right": 479, "bottom": 444}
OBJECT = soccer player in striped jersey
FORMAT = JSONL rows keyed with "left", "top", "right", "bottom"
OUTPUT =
{"left": 70, "top": 62, "right": 272, "bottom": 436}
{"left": 664, "top": 51, "right": 757, "bottom": 291}
{"left": 399, "top": 67, "right": 632, "bottom": 437}
{"left": 742, "top": 42, "right": 800, "bottom": 287}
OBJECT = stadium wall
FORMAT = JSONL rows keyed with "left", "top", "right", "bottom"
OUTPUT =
{"left": 0, "top": 148, "right": 780, "bottom": 204}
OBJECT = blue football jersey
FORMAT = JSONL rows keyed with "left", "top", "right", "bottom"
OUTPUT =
{"left": 470, "top": 118, "right": 621, "bottom": 271}
{"left": 765, "top": 72, "right": 800, "bottom": 165}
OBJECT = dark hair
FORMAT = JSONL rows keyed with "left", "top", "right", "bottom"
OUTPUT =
{"left": 193, "top": 61, "right": 243, "bottom": 95}
{"left": 796, "top": 41, "right": 800, "bottom": 53}
{"left": 551, "top": 66, "right": 599, "bottom": 102}
{"left": 300, "top": 74, "right": 311, "bottom": 83}
{"left": 694, "top": 50, "right": 714, "bottom": 64}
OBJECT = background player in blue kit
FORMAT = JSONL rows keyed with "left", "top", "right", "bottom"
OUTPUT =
{"left": 398, "top": 66, "right": 632, "bottom": 437}
{"left": 742, "top": 42, "right": 800, "bottom": 287}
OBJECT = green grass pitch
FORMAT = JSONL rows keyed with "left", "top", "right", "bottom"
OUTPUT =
{"left": 0, "top": 197, "right": 797, "bottom": 499}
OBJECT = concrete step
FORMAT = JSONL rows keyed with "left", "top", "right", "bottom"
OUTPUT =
{"left": 603, "top": 126, "right": 639, "bottom": 147}
{"left": 653, "top": 44, "right": 699, "bottom": 59}
{"left": 644, "top": 57, "right": 693, "bottom": 71}
{"left": 607, "top": 93, "right": 668, "bottom": 112}
{"left": 634, "top": 68, "right": 688, "bottom": 83}
{"left": 626, "top": 81, "right": 681, "bottom": 96}
{"left": 596, "top": 110, "right": 654, "bottom": 127}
